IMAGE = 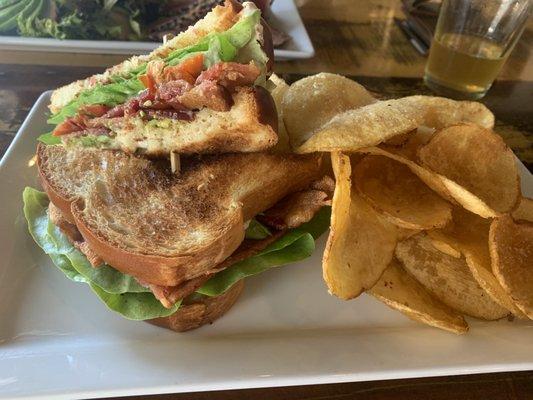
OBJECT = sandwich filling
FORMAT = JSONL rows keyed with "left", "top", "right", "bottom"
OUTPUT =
{"left": 39, "top": 2, "right": 270, "bottom": 149}
{"left": 23, "top": 187, "right": 331, "bottom": 320}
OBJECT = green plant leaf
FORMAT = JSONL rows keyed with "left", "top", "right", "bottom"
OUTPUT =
{"left": 37, "top": 132, "right": 61, "bottom": 144}
{"left": 245, "top": 219, "right": 271, "bottom": 240}
{"left": 198, "top": 207, "right": 331, "bottom": 296}
{"left": 90, "top": 284, "right": 180, "bottom": 320}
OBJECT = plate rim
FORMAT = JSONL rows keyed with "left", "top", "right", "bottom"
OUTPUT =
{"left": 1, "top": 92, "right": 532, "bottom": 400}
{"left": 0, "top": 0, "right": 315, "bottom": 59}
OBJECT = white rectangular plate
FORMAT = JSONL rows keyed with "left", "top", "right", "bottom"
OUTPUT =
{"left": 0, "top": 92, "right": 532, "bottom": 400}
{"left": 0, "top": 0, "right": 314, "bottom": 60}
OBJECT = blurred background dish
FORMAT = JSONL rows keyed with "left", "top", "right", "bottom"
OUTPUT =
{"left": 0, "top": 0, "right": 315, "bottom": 59}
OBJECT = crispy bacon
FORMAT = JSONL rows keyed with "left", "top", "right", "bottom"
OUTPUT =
{"left": 179, "top": 80, "right": 231, "bottom": 112}
{"left": 258, "top": 188, "right": 332, "bottom": 230}
{"left": 52, "top": 115, "right": 87, "bottom": 136}
{"left": 196, "top": 62, "right": 260, "bottom": 91}
{"left": 79, "top": 104, "right": 110, "bottom": 118}
{"left": 56, "top": 60, "right": 260, "bottom": 134}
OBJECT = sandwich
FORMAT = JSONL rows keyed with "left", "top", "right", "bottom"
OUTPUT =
{"left": 40, "top": 0, "right": 278, "bottom": 156}
{"left": 24, "top": 146, "right": 330, "bottom": 331}
{"left": 23, "top": 1, "right": 332, "bottom": 331}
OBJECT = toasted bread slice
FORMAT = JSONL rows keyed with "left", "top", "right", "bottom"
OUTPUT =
{"left": 49, "top": 0, "right": 248, "bottom": 113}
{"left": 37, "top": 144, "right": 323, "bottom": 286}
{"left": 65, "top": 86, "right": 278, "bottom": 156}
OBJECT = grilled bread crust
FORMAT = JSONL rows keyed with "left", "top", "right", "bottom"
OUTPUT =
{"left": 148, "top": 280, "right": 244, "bottom": 332}
{"left": 48, "top": 198, "right": 244, "bottom": 332}
{"left": 37, "top": 144, "right": 323, "bottom": 286}
{"left": 85, "top": 86, "right": 278, "bottom": 156}
{"left": 49, "top": 1, "right": 272, "bottom": 114}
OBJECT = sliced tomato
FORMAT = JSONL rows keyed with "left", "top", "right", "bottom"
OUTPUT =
{"left": 177, "top": 54, "right": 204, "bottom": 78}
{"left": 52, "top": 117, "right": 85, "bottom": 136}
{"left": 139, "top": 73, "right": 156, "bottom": 93}
{"left": 163, "top": 54, "right": 204, "bottom": 84}
{"left": 79, "top": 104, "right": 110, "bottom": 118}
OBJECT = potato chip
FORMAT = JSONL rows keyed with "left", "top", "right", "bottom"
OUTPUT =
{"left": 355, "top": 146, "right": 455, "bottom": 203}
{"left": 356, "top": 146, "right": 509, "bottom": 218}
{"left": 381, "top": 126, "right": 435, "bottom": 160}
{"left": 418, "top": 124, "right": 520, "bottom": 216}
{"left": 490, "top": 215, "right": 533, "bottom": 319}
{"left": 396, "top": 227, "right": 421, "bottom": 241}
{"left": 426, "top": 231, "right": 462, "bottom": 258}
{"left": 282, "top": 73, "right": 376, "bottom": 149}
{"left": 396, "top": 234, "right": 509, "bottom": 320}
{"left": 268, "top": 74, "right": 291, "bottom": 153}
{"left": 430, "top": 208, "right": 526, "bottom": 317}
{"left": 512, "top": 197, "right": 533, "bottom": 222}
{"left": 296, "top": 95, "right": 494, "bottom": 153}
{"left": 352, "top": 155, "right": 452, "bottom": 229}
{"left": 323, "top": 152, "right": 397, "bottom": 299}
{"left": 369, "top": 259, "right": 468, "bottom": 334}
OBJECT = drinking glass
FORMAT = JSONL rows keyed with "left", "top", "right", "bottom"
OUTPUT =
{"left": 424, "top": 0, "right": 531, "bottom": 99}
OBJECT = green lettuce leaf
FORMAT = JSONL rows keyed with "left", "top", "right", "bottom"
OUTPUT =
{"left": 197, "top": 207, "right": 331, "bottom": 296}
{"left": 90, "top": 284, "right": 180, "bottom": 321}
{"left": 48, "top": 78, "right": 144, "bottom": 125}
{"left": 245, "top": 219, "right": 271, "bottom": 240}
{"left": 37, "top": 132, "right": 61, "bottom": 145}
{"left": 47, "top": 10, "right": 264, "bottom": 125}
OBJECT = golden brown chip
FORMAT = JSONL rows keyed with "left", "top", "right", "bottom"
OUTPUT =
{"left": 490, "top": 215, "right": 533, "bottom": 319}
{"left": 369, "top": 259, "right": 468, "bottom": 334}
{"left": 381, "top": 126, "right": 435, "bottom": 160}
{"left": 355, "top": 146, "right": 455, "bottom": 203}
{"left": 512, "top": 197, "right": 533, "bottom": 222}
{"left": 296, "top": 95, "right": 494, "bottom": 153}
{"left": 282, "top": 73, "right": 376, "bottom": 149}
{"left": 426, "top": 231, "right": 462, "bottom": 259}
{"left": 396, "top": 234, "right": 509, "bottom": 320}
{"left": 353, "top": 155, "right": 452, "bottom": 230}
{"left": 268, "top": 74, "right": 291, "bottom": 153}
{"left": 356, "top": 146, "right": 511, "bottom": 218}
{"left": 323, "top": 152, "right": 397, "bottom": 299}
{"left": 418, "top": 124, "right": 520, "bottom": 216}
{"left": 430, "top": 208, "right": 526, "bottom": 317}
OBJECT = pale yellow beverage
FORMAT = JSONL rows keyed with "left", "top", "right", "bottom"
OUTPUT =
{"left": 425, "top": 33, "right": 506, "bottom": 98}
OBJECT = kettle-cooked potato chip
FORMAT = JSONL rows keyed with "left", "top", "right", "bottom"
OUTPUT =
{"left": 490, "top": 215, "right": 533, "bottom": 319}
{"left": 323, "top": 152, "right": 397, "bottom": 299}
{"left": 418, "top": 124, "right": 520, "bottom": 216}
{"left": 369, "top": 259, "right": 468, "bottom": 334}
{"left": 352, "top": 155, "right": 452, "bottom": 230}
{"left": 429, "top": 208, "right": 526, "bottom": 317}
{"left": 512, "top": 197, "right": 533, "bottom": 222}
{"left": 282, "top": 73, "right": 377, "bottom": 149}
{"left": 356, "top": 146, "right": 511, "bottom": 218}
{"left": 295, "top": 95, "right": 494, "bottom": 153}
{"left": 396, "top": 234, "right": 509, "bottom": 320}
{"left": 268, "top": 74, "right": 291, "bottom": 153}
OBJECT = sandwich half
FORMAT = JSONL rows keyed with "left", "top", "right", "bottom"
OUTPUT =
{"left": 40, "top": 0, "right": 278, "bottom": 156}
{"left": 23, "top": 145, "right": 332, "bottom": 331}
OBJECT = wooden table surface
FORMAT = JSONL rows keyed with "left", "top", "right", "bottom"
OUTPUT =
{"left": 1, "top": 1, "right": 532, "bottom": 399}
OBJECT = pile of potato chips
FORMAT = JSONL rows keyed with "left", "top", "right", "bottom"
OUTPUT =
{"left": 276, "top": 73, "right": 533, "bottom": 334}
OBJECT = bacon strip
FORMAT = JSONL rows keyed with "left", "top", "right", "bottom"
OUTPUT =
{"left": 57, "top": 61, "right": 260, "bottom": 137}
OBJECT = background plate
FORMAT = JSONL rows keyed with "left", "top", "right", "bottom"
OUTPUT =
{"left": 0, "top": 92, "right": 532, "bottom": 400}
{"left": 0, "top": 0, "right": 314, "bottom": 60}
